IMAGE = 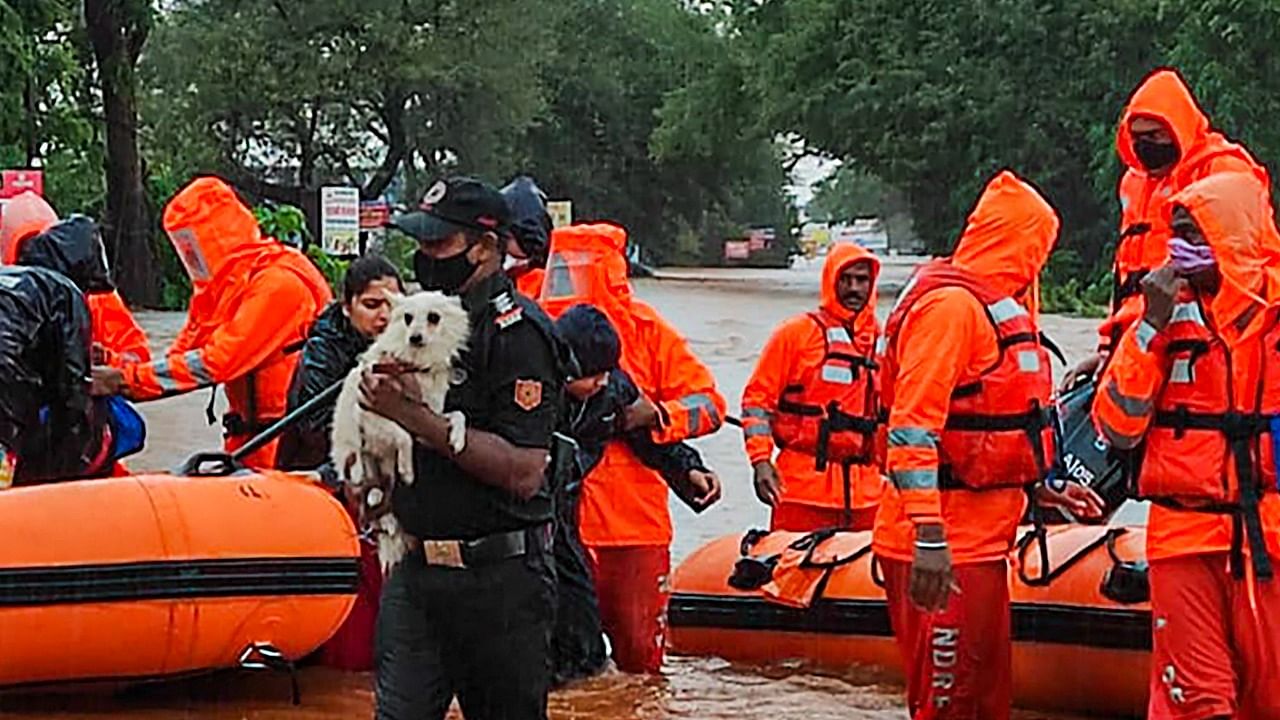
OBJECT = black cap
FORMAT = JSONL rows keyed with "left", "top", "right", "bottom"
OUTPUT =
{"left": 554, "top": 304, "right": 621, "bottom": 378}
{"left": 388, "top": 177, "right": 511, "bottom": 243}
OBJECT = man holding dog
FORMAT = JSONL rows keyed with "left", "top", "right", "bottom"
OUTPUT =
{"left": 359, "top": 177, "right": 572, "bottom": 720}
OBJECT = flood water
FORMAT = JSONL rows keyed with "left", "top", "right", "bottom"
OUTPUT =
{"left": 0, "top": 261, "right": 1112, "bottom": 719}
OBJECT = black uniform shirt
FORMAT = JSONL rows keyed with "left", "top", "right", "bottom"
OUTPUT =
{"left": 394, "top": 273, "right": 565, "bottom": 540}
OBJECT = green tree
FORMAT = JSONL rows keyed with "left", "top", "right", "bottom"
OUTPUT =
{"left": 0, "top": 1, "right": 104, "bottom": 216}
{"left": 143, "top": 0, "right": 559, "bottom": 227}
{"left": 738, "top": 0, "right": 1170, "bottom": 273}
{"left": 517, "top": 0, "right": 792, "bottom": 264}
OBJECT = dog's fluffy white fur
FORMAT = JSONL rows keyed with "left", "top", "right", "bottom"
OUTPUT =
{"left": 330, "top": 290, "right": 470, "bottom": 573}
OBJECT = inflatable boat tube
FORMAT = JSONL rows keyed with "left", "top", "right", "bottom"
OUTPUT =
{"left": 0, "top": 472, "right": 359, "bottom": 687}
{"left": 668, "top": 524, "right": 1150, "bottom": 717}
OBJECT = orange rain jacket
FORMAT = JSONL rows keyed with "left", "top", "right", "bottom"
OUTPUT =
{"left": 86, "top": 292, "right": 151, "bottom": 366}
{"left": 1094, "top": 172, "right": 1280, "bottom": 565}
{"left": 513, "top": 267, "right": 546, "bottom": 299}
{"left": 1099, "top": 68, "right": 1270, "bottom": 353}
{"left": 1, "top": 193, "right": 150, "bottom": 367}
{"left": 541, "top": 223, "right": 727, "bottom": 546}
{"left": 741, "top": 243, "right": 885, "bottom": 511}
{"left": 873, "top": 171, "right": 1059, "bottom": 564}
{"left": 119, "top": 177, "right": 332, "bottom": 468}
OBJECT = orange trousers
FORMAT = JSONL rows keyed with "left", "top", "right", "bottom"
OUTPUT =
{"left": 586, "top": 544, "right": 669, "bottom": 674}
{"left": 881, "top": 557, "right": 1012, "bottom": 720}
{"left": 1148, "top": 554, "right": 1280, "bottom": 719}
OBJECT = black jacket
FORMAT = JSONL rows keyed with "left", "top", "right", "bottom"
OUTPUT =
{"left": 2, "top": 216, "right": 112, "bottom": 481}
{"left": 276, "top": 302, "right": 370, "bottom": 470}
{"left": 569, "top": 369, "right": 708, "bottom": 494}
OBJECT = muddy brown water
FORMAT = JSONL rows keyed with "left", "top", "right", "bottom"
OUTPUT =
{"left": 0, "top": 264, "right": 1119, "bottom": 719}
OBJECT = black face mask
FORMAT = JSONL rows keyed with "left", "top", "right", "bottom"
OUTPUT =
{"left": 414, "top": 248, "right": 478, "bottom": 295}
{"left": 1134, "top": 138, "right": 1179, "bottom": 171}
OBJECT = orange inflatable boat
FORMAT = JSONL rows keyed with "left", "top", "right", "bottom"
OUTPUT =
{"left": 669, "top": 524, "right": 1151, "bottom": 717}
{"left": 0, "top": 471, "right": 359, "bottom": 688}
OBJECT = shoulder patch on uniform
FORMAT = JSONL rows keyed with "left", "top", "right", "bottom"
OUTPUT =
{"left": 492, "top": 291, "right": 524, "bottom": 329}
{"left": 514, "top": 379, "right": 543, "bottom": 411}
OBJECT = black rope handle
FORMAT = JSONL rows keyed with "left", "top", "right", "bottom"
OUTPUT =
{"left": 1017, "top": 526, "right": 1126, "bottom": 587}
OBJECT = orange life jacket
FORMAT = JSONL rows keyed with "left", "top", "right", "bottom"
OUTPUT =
{"left": 772, "top": 309, "right": 881, "bottom": 469}
{"left": 1136, "top": 300, "right": 1279, "bottom": 577}
{"left": 882, "top": 262, "right": 1054, "bottom": 490}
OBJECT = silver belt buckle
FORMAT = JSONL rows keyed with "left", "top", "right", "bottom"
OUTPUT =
{"left": 423, "top": 540, "right": 466, "bottom": 568}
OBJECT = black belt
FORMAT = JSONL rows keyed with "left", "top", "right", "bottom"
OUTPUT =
{"left": 411, "top": 523, "right": 552, "bottom": 569}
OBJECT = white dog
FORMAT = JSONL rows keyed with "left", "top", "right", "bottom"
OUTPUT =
{"left": 330, "top": 290, "right": 470, "bottom": 573}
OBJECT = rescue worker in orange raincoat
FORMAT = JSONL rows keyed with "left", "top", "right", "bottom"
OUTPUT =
{"left": 1094, "top": 171, "right": 1280, "bottom": 720}
{"left": 874, "top": 171, "right": 1103, "bottom": 720}
{"left": 1066, "top": 67, "right": 1270, "bottom": 387}
{"left": 1, "top": 191, "right": 150, "bottom": 367}
{"left": 741, "top": 242, "right": 885, "bottom": 531}
{"left": 91, "top": 177, "right": 332, "bottom": 468}
{"left": 540, "top": 222, "right": 726, "bottom": 674}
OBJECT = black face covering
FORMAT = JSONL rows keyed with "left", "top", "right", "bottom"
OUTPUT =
{"left": 414, "top": 247, "right": 478, "bottom": 295}
{"left": 1134, "top": 138, "right": 1179, "bottom": 171}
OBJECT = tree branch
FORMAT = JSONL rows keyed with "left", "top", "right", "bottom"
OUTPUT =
{"left": 360, "top": 89, "right": 409, "bottom": 200}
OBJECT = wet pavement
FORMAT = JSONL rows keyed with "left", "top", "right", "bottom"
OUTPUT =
{"left": 1, "top": 262, "right": 1117, "bottom": 719}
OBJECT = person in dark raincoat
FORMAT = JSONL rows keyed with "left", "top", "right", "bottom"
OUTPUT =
{"left": 276, "top": 254, "right": 405, "bottom": 471}
{"left": 0, "top": 215, "right": 117, "bottom": 484}
{"left": 275, "top": 254, "right": 404, "bottom": 672}
{"left": 551, "top": 303, "right": 720, "bottom": 684}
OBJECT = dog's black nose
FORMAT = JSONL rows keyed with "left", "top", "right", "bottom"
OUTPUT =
{"left": 409, "top": 334, "right": 424, "bottom": 346}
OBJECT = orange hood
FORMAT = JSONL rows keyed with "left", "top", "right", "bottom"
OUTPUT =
{"left": 540, "top": 222, "right": 634, "bottom": 325}
{"left": 820, "top": 242, "right": 879, "bottom": 341}
{"left": 1169, "top": 172, "right": 1280, "bottom": 346}
{"left": 0, "top": 192, "right": 58, "bottom": 264}
{"left": 951, "top": 170, "right": 1060, "bottom": 301}
{"left": 163, "top": 176, "right": 330, "bottom": 331}
{"left": 1116, "top": 69, "right": 1211, "bottom": 173}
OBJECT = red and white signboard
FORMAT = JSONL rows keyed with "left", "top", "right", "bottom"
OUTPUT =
{"left": 0, "top": 170, "right": 43, "bottom": 199}
{"left": 359, "top": 201, "right": 390, "bottom": 229}
{"left": 723, "top": 240, "right": 751, "bottom": 261}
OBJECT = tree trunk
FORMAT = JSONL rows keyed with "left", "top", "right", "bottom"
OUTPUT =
{"left": 85, "top": 0, "right": 157, "bottom": 307}
{"left": 23, "top": 75, "right": 38, "bottom": 166}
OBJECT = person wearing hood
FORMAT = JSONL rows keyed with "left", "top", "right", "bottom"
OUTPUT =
{"left": 277, "top": 254, "right": 404, "bottom": 472}
{"left": 89, "top": 177, "right": 333, "bottom": 468}
{"left": 501, "top": 175, "right": 554, "bottom": 298}
{"left": 539, "top": 222, "right": 726, "bottom": 675}
{"left": 741, "top": 242, "right": 885, "bottom": 532}
{"left": 1094, "top": 171, "right": 1280, "bottom": 720}
{"left": 1, "top": 191, "right": 150, "bottom": 368}
{"left": 1068, "top": 68, "right": 1271, "bottom": 386}
{"left": 0, "top": 215, "right": 121, "bottom": 485}
{"left": 874, "top": 171, "right": 1104, "bottom": 719}
{"left": 360, "top": 176, "right": 571, "bottom": 719}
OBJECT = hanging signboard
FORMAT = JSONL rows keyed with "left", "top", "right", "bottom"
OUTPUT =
{"left": 320, "top": 186, "right": 360, "bottom": 255}
{"left": 547, "top": 200, "right": 573, "bottom": 229}
{"left": 0, "top": 170, "right": 43, "bottom": 199}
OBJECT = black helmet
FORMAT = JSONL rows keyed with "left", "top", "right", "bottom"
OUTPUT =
{"left": 500, "top": 175, "right": 553, "bottom": 267}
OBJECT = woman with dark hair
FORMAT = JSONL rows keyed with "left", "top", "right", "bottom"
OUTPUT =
{"left": 276, "top": 254, "right": 403, "bottom": 672}
{"left": 277, "top": 254, "right": 404, "bottom": 470}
